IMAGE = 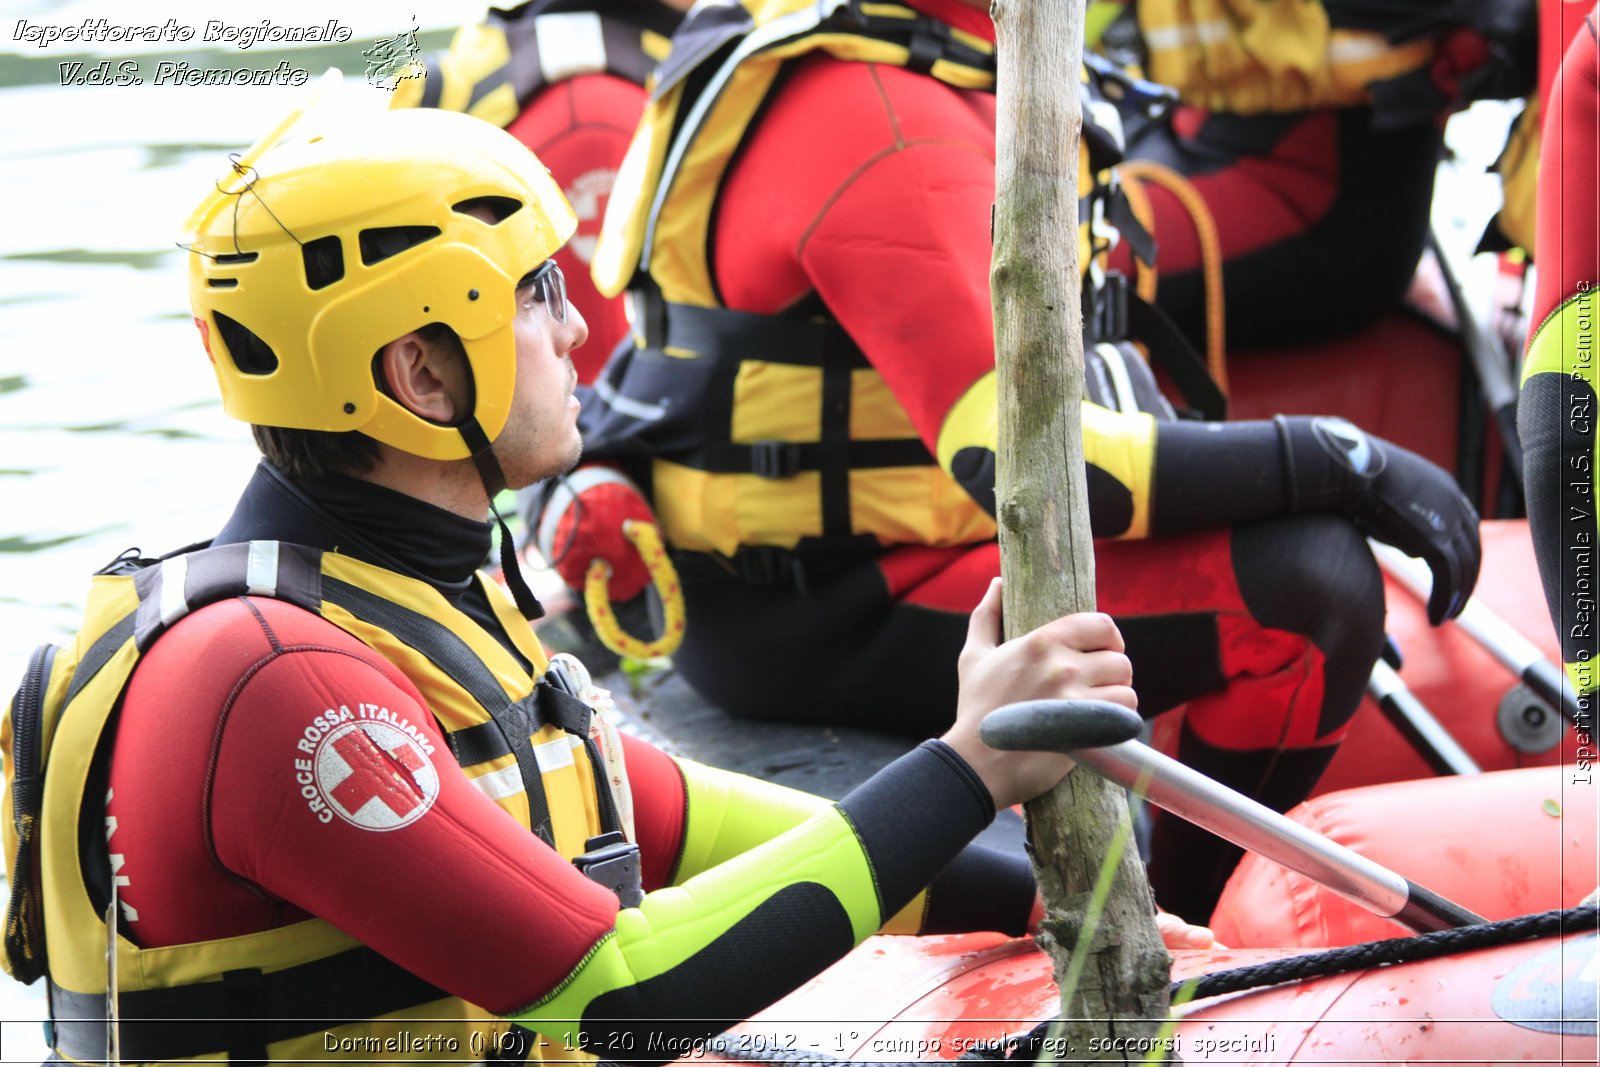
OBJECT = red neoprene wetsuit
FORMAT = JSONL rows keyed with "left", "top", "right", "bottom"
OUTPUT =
{"left": 1111, "top": 104, "right": 1338, "bottom": 276}
{"left": 506, "top": 73, "right": 647, "bottom": 384}
{"left": 105, "top": 595, "right": 682, "bottom": 1015}
{"left": 1533, "top": 7, "right": 1599, "bottom": 328}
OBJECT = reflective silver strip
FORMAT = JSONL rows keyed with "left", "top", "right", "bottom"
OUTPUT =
{"left": 1095, "top": 342, "right": 1140, "bottom": 415}
{"left": 536, "top": 466, "right": 641, "bottom": 562}
{"left": 470, "top": 764, "right": 524, "bottom": 802}
{"left": 1140, "top": 20, "right": 1232, "bottom": 54}
{"left": 159, "top": 555, "right": 189, "bottom": 627}
{"left": 1328, "top": 34, "right": 1392, "bottom": 65}
{"left": 533, "top": 735, "right": 579, "bottom": 773}
{"left": 246, "top": 540, "right": 280, "bottom": 597}
{"left": 1086, "top": 96, "right": 1123, "bottom": 153}
{"left": 535, "top": 12, "right": 608, "bottom": 84}
{"left": 595, "top": 375, "right": 669, "bottom": 421}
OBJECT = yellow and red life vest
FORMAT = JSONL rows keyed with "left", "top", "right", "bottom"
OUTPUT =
{"left": 581, "top": 0, "right": 1168, "bottom": 571}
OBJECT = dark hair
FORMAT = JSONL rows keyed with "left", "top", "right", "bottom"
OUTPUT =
{"left": 251, "top": 424, "right": 383, "bottom": 482}
{"left": 248, "top": 322, "right": 470, "bottom": 482}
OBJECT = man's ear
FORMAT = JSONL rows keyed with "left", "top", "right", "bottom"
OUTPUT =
{"left": 379, "top": 333, "right": 464, "bottom": 424}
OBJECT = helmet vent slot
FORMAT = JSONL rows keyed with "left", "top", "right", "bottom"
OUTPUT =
{"left": 213, "top": 252, "right": 259, "bottom": 265}
{"left": 302, "top": 235, "right": 345, "bottom": 290}
{"left": 359, "top": 226, "right": 441, "bottom": 266}
{"left": 208, "top": 279, "right": 238, "bottom": 289}
{"left": 213, "top": 311, "right": 279, "bottom": 376}
{"left": 453, "top": 196, "right": 523, "bottom": 224}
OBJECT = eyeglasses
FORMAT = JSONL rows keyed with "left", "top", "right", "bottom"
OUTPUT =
{"left": 520, "top": 259, "right": 568, "bottom": 324}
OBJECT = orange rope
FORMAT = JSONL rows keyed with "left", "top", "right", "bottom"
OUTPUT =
{"left": 1119, "top": 159, "right": 1229, "bottom": 395}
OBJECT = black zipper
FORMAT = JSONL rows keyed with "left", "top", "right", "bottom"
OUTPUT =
{"left": 583, "top": 734, "right": 624, "bottom": 837}
{"left": 10, "top": 644, "right": 58, "bottom": 832}
{"left": 5, "top": 642, "right": 58, "bottom": 984}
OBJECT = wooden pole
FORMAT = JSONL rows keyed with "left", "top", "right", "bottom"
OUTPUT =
{"left": 989, "top": 0, "right": 1174, "bottom": 1057}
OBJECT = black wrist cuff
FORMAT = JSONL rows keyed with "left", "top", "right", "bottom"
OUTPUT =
{"left": 1275, "top": 414, "right": 1365, "bottom": 514}
{"left": 921, "top": 842, "right": 1037, "bottom": 937}
{"left": 837, "top": 740, "right": 996, "bottom": 925}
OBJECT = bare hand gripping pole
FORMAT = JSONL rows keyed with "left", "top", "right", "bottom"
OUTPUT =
{"left": 981, "top": 700, "right": 1487, "bottom": 934}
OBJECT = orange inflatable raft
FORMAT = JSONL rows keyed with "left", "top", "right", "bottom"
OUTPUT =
{"left": 680, "top": 766, "right": 1597, "bottom": 1066}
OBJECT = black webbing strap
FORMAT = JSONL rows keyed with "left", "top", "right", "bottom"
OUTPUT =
{"left": 647, "top": 297, "right": 935, "bottom": 484}
{"left": 59, "top": 614, "right": 135, "bottom": 721}
{"left": 460, "top": 418, "right": 548, "bottom": 623}
{"left": 322, "top": 577, "right": 557, "bottom": 847}
{"left": 850, "top": 5, "right": 995, "bottom": 76}
{"left": 49, "top": 946, "right": 452, "bottom": 1064}
{"left": 659, "top": 299, "right": 872, "bottom": 369}
{"left": 460, "top": 690, "right": 559, "bottom": 845}
{"left": 1125, "top": 293, "right": 1229, "bottom": 421}
{"left": 685, "top": 439, "right": 934, "bottom": 477}
{"left": 418, "top": 54, "right": 444, "bottom": 108}
{"left": 598, "top": 15, "right": 662, "bottom": 87}
{"left": 131, "top": 542, "right": 324, "bottom": 652}
{"left": 467, "top": 48, "right": 516, "bottom": 111}
{"left": 461, "top": 418, "right": 508, "bottom": 498}
{"left": 649, "top": 0, "right": 756, "bottom": 100}
{"left": 819, "top": 320, "right": 856, "bottom": 540}
{"left": 903, "top": 22, "right": 944, "bottom": 75}
{"left": 452, "top": 681, "right": 613, "bottom": 840}
{"left": 1106, "top": 189, "right": 1157, "bottom": 268}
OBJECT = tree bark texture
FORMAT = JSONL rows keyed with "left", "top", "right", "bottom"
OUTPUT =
{"left": 988, "top": 1, "right": 1175, "bottom": 1058}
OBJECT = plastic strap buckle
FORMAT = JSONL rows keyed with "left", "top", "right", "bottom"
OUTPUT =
{"left": 733, "top": 545, "right": 805, "bottom": 589}
{"left": 750, "top": 440, "right": 803, "bottom": 479}
{"left": 573, "top": 832, "right": 643, "bottom": 908}
{"left": 1091, "top": 272, "right": 1130, "bottom": 344}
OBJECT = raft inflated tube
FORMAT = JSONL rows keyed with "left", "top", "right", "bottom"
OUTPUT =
{"left": 981, "top": 701, "right": 1486, "bottom": 934}
{"left": 1365, "top": 660, "right": 1483, "bottom": 776}
{"left": 1372, "top": 542, "right": 1578, "bottom": 725}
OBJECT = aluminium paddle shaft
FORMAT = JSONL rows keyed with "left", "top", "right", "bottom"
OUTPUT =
{"left": 982, "top": 699, "right": 1486, "bottom": 935}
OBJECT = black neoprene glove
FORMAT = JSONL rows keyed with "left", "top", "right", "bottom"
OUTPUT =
{"left": 1275, "top": 415, "right": 1481, "bottom": 624}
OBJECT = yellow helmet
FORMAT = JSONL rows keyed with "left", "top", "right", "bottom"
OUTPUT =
{"left": 184, "top": 102, "right": 577, "bottom": 460}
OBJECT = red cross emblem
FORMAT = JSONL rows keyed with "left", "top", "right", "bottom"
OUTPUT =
{"left": 315, "top": 722, "right": 439, "bottom": 831}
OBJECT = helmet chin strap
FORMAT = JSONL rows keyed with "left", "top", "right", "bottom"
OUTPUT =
{"left": 462, "top": 419, "right": 546, "bottom": 622}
